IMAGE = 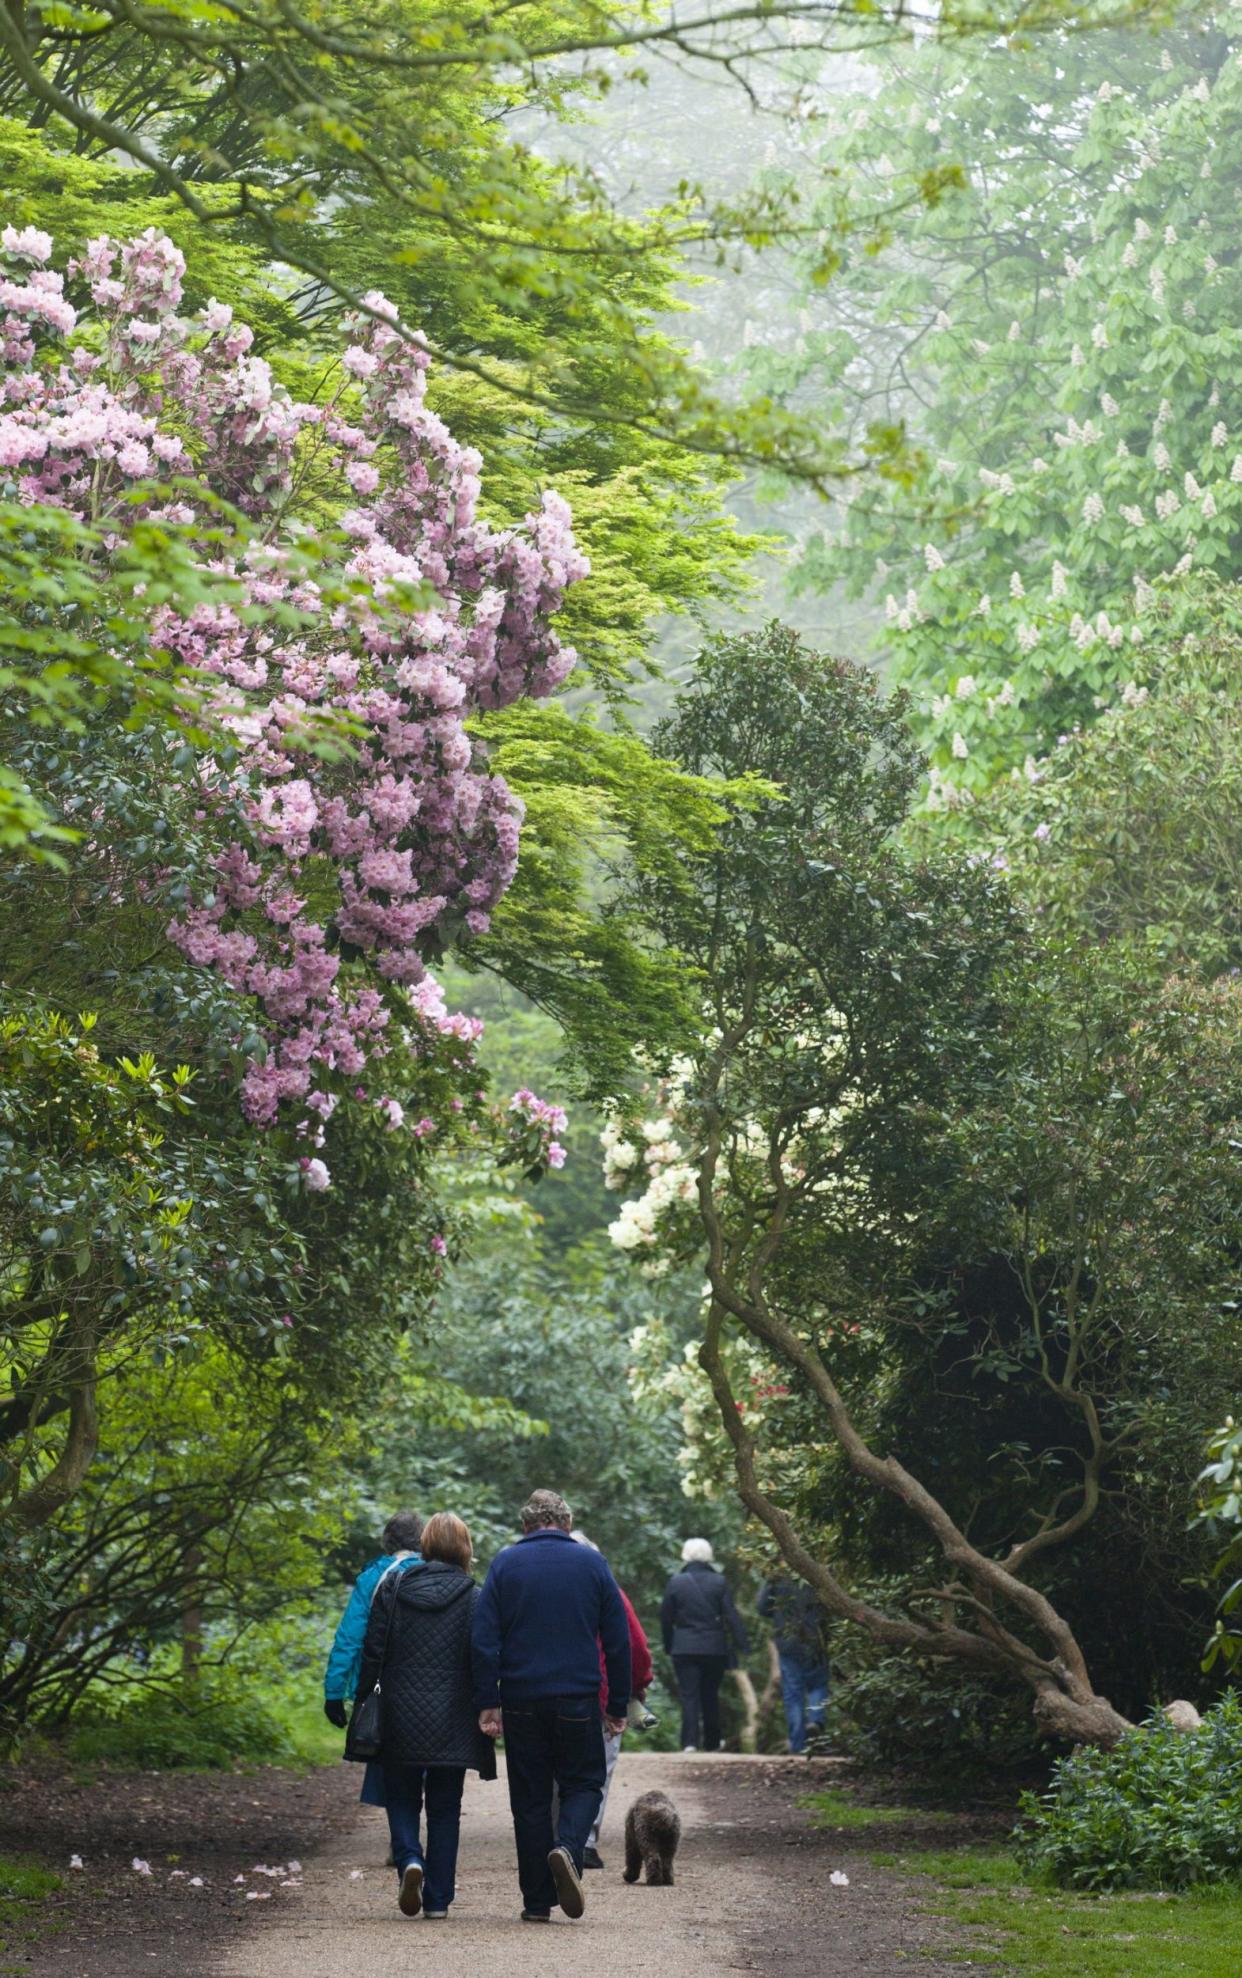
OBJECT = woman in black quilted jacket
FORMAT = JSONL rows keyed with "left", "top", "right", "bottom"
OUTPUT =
{"left": 354, "top": 1511, "right": 496, "bottom": 1920}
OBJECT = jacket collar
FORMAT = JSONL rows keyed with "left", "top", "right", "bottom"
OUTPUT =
{"left": 519, "top": 1527, "right": 574, "bottom": 1543}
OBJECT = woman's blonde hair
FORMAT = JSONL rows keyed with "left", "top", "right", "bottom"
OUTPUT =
{"left": 420, "top": 1511, "right": 473, "bottom": 1571}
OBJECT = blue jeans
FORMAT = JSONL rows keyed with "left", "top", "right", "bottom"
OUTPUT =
{"left": 385, "top": 1764, "right": 466, "bottom": 1912}
{"left": 779, "top": 1650, "right": 829, "bottom": 1754}
{"left": 501, "top": 1695, "right": 605, "bottom": 1912}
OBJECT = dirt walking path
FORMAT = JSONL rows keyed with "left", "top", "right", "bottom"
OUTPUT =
{"left": 1, "top": 1748, "right": 995, "bottom": 1975}
{"left": 209, "top": 1752, "right": 978, "bottom": 1978}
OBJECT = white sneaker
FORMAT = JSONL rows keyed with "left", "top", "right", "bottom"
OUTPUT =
{"left": 682, "top": 1744, "right": 698, "bottom": 1753}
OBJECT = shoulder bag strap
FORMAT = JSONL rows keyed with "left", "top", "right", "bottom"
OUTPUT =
{"left": 369, "top": 1567, "right": 403, "bottom": 1683}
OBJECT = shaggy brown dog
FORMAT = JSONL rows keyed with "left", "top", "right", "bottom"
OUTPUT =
{"left": 623, "top": 1789, "right": 681, "bottom": 1886}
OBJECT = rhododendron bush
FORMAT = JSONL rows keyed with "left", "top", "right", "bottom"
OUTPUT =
{"left": 0, "top": 225, "right": 586, "bottom": 1167}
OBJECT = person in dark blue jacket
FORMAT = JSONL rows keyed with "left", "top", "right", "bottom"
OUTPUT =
{"left": 472, "top": 1488, "right": 630, "bottom": 1924}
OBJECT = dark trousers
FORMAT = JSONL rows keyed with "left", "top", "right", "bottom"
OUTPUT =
{"left": 674, "top": 1652, "right": 728, "bottom": 1751}
{"left": 501, "top": 1695, "right": 606, "bottom": 1912}
{"left": 384, "top": 1763, "right": 466, "bottom": 1913}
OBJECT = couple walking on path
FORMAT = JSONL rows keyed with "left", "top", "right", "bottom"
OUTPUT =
{"left": 323, "top": 1490, "right": 649, "bottom": 1924}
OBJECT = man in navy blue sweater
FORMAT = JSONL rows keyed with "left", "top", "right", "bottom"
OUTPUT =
{"left": 473, "top": 1487, "right": 631, "bottom": 1922}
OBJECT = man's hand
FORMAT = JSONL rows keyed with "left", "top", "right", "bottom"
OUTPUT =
{"left": 604, "top": 1714, "right": 626, "bottom": 1737}
{"left": 323, "top": 1698, "right": 348, "bottom": 1729}
{"left": 478, "top": 1708, "right": 503, "bottom": 1739}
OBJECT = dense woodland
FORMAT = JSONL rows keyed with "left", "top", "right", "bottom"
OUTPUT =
{"left": 2, "top": 2, "right": 1241, "bottom": 1864}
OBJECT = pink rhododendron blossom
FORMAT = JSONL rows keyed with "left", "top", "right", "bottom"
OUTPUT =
{"left": 1, "top": 229, "right": 588, "bottom": 1145}
{"left": 300, "top": 1157, "right": 331, "bottom": 1192}
{"left": 506, "top": 1088, "right": 570, "bottom": 1171}
{"left": 2, "top": 224, "right": 53, "bottom": 263}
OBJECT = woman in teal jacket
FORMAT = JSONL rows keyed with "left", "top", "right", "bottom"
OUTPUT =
{"left": 324, "top": 1510, "right": 423, "bottom": 1806}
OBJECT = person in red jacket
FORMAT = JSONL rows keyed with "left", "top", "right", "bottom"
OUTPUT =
{"left": 571, "top": 1532, "right": 654, "bottom": 1870}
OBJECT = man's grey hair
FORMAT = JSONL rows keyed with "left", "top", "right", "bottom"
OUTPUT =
{"left": 681, "top": 1536, "right": 714, "bottom": 1564}
{"left": 521, "top": 1488, "right": 572, "bottom": 1532}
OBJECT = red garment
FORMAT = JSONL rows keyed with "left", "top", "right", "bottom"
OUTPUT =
{"left": 599, "top": 1587, "right": 653, "bottom": 1712}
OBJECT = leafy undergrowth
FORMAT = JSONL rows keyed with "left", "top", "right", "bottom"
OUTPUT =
{"left": 873, "top": 1844, "right": 1242, "bottom": 1977}
{"left": 42, "top": 1673, "right": 344, "bottom": 1775}
{"left": 1015, "top": 1697, "right": 1242, "bottom": 1891}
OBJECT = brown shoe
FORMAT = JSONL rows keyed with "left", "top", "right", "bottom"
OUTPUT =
{"left": 398, "top": 1862, "right": 424, "bottom": 1916}
{"left": 547, "top": 1846, "right": 585, "bottom": 1919}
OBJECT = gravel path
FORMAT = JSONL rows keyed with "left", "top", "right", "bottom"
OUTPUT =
{"left": 212, "top": 1752, "right": 751, "bottom": 1978}
{"left": 209, "top": 1752, "right": 981, "bottom": 1978}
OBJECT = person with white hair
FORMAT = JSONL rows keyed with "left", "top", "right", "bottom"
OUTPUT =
{"left": 660, "top": 1537, "right": 749, "bottom": 1752}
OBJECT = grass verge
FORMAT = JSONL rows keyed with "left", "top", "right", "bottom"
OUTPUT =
{"left": 872, "top": 1844, "right": 1242, "bottom": 1977}
{"left": 0, "top": 1855, "right": 62, "bottom": 1971}
{"left": 801, "top": 1787, "right": 953, "bottom": 1831}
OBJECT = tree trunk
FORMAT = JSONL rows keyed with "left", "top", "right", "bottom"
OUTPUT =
{"left": 1031, "top": 1676, "right": 1131, "bottom": 1748}
{"left": 9, "top": 1344, "right": 98, "bottom": 1530}
{"left": 181, "top": 1545, "right": 204, "bottom": 1687}
{"left": 699, "top": 1297, "right": 1132, "bottom": 1749}
{"left": 731, "top": 1666, "right": 760, "bottom": 1752}
{"left": 756, "top": 1636, "right": 782, "bottom": 1748}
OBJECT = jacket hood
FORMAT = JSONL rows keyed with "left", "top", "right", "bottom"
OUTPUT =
{"left": 396, "top": 1560, "right": 474, "bottom": 1613}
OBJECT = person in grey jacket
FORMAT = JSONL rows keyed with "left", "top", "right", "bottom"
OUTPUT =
{"left": 660, "top": 1538, "right": 749, "bottom": 1751}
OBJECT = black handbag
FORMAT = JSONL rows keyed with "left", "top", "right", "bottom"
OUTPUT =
{"left": 347, "top": 1570, "right": 400, "bottom": 1760}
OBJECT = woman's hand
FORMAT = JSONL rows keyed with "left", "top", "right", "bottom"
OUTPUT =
{"left": 478, "top": 1708, "right": 503, "bottom": 1738}
{"left": 323, "top": 1698, "right": 348, "bottom": 1728}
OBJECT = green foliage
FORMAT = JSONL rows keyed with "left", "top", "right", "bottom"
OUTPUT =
{"left": 0, "top": 2, "right": 956, "bottom": 489}
{"left": 362, "top": 1227, "right": 740, "bottom": 1621}
{"left": 475, "top": 700, "right": 762, "bottom": 1092}
{"left": 67, "top": 1679, "right": 300, "bottom": 1772}
{"left": 1016, "top": 1697, "right": 1242, "bottom": 1892}
{"left": 822, "top": 1636, "right": 1043, "bottom": 1780}
{"left": 609, "top": 624, "right": 1242, "bottom": 1742}
{"left": 1195, "top": 1417, "right": 1242, "bottom": 1673}
{"left": 965, "top": 581, "right": 1242, "bottom": 977}
{"left": 752, "top": 14, "right": 1242, "bottom": 784}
